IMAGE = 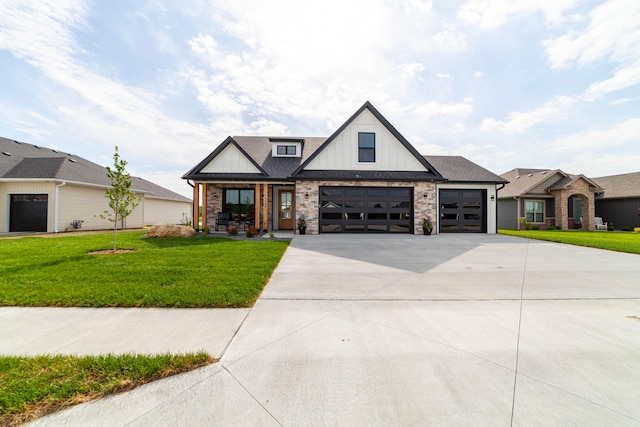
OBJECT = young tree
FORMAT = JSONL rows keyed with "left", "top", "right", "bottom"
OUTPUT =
{"left": 98, "top": 146, "right": 141, "bottom": 252}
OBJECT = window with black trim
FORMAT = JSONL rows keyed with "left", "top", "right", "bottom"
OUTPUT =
{"left": 358, "top": 133, "right": 375, "bottom": 162}
{"left": 224, "top": 189, "right": 255, "bottom": 219}
{"left": 276, "top": 145, "right": 296, "bottom": 155}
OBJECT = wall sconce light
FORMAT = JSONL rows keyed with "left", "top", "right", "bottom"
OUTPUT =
{"left": 490, "top": 195, "right": 495, "bottom": 201}
{"left": 305, "top": 192, "right": 310, "bottom": 198}
{"left": 212, "top": 192, "right": 217, "bottom": 200}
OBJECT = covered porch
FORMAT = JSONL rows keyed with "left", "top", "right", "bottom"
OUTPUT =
{"left": 191, "top": 182, "right": 297, "bottom": 232}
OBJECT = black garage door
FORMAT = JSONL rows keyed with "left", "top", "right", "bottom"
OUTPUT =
{"left": 439, "top": 189, "right": 486, "bottom": 233}
{"left": 10, "top": 194, "right": 48, "bottom": 232}
{"left": 319, "top": 186, "right": 412, "bottom": 233}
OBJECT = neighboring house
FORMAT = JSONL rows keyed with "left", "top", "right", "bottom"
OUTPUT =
{"left": 497, "top": 168, "right": 603, "bottom": 230}
{"left": 593, "top": 172, "right": 640, "bottom": 229}
{"left": 1, "top": 137, "right": 191, "bottom": 233}
{"left": 183, "top": 102, "right": 506, "bottom": 235}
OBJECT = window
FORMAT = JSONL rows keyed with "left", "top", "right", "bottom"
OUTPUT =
{"left": 525, "top": 201, "right": 544, "bottom": 222}
{"left": 358, "top": 133, "right": 375, "bottom": 162}
{"left": 276, "top": 145, "right": 296, "bottom": 155}
{"left": 224, "top": 189, "right": 255, "bottom": 218}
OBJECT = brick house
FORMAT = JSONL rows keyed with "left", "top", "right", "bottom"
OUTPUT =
{"left": 183, "top": 102, "right": 506, "bottom": 234}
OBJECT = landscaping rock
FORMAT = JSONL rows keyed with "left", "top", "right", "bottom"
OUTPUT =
{"left": 147, "top": 223, "right": 196, "bottom": 238}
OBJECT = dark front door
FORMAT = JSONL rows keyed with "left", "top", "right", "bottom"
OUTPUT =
{"left": 278, "top": 189, "right": 294, "bottom": 230}
{"left": 10, "top": 194, "right": 48, "bottom": 232}
{"left": 319, "top": 186, "right": 413, "bottom": 233}
{"left": 439, "top": 189, "right": 486, "bottom": 233}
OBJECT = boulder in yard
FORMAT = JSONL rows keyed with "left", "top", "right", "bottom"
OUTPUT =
{"left": 147, "top": 223, "right": 196, "bottom": 238}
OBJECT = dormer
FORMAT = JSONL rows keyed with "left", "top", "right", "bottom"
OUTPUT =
{"left": 270, "top": 138, "right": 303, "bottom": 158}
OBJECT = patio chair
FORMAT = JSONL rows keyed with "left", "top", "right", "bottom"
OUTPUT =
{"left": 216, "top": 211, "right": 231, "bottom": 231}
{"left": 594, "top": 217, "right": 608, "bottom": 231}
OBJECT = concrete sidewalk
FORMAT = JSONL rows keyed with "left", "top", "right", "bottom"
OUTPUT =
{"left": 0, "top": 307, "right": 249, "bottom": 358}
{"left": 10, "top": 234, "right": 640, "bottom": 426}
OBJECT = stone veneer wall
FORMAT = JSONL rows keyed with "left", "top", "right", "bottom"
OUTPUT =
{"left": 295, "top": 180, "right": 437, "bottom": 235}
{"left": 552, "top": 179, "right": 595, "bottom": 230}
{"left": 205, "top": 184, "right": 223, "bottom": 230}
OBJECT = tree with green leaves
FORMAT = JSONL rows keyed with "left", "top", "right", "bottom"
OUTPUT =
{"left": 98, "top": 146, "right": 141, "bottom": 252}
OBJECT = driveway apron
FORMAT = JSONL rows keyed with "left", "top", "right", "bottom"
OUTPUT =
{"left": 31, "top": 234, "right": 640, "bottom": 426}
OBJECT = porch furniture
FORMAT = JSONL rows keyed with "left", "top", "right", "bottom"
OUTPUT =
{"left": 594, "top": 217, "right": 608, "bottom": 231}
{"left": 216, "top": 212, "right": 231, "bottom": 231}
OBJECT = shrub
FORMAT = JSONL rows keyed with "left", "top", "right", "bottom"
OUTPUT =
{"left": 622, "top": 226, "right": 633, "bottom": 232}
{"left": 245, "top": 227, "right": 259, "bottom": 237}
{"left": 608, "top": 225, "right": 615, "bottom": 231}
{"left": 518, "top": 217, "right": 532, "bottom": 230}
{"left": 202, "top": 227, "right": 210, "bottom": 236}
{"left": 635, "top": 227, "right": 640, "bottom": 233}
{"left": 531, "top": 225, "right": 540, "bottom": 230}
{"left": 269, "top": 231, "right": 275, "bottom": 238}
{"left": 545, "top": 225, "right": 558, "bottom": 230}
{"left": 227, "top": 227, "right": 238, "bottom": 236}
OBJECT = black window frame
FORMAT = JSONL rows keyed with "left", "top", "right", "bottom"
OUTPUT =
{"left": 276, "top": 145, "right": 297, "bottom": 155}
{"left": 358, "top": 133, "right": 375, "bottom": 163}
{"left": 223, "top": 188, "right": 255, "bottom": 219}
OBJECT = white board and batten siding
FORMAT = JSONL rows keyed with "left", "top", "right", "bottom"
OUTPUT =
{"left": 304, "top": 109, "right": 427, "bottom": 172}
{"left": 201, "top": 144, "right": 260, "bottom": 173}
{"left": 144, "top": 197, "right": 192, "bottom": 226}
{"left": 57, "top": 184, "right": 144, "bottom": 231}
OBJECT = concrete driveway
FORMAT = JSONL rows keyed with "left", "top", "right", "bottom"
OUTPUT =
{"left": 31, "top": 234, "right": 640, "bottom": 426}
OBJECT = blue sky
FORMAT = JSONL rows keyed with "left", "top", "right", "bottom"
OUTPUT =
{"left": 1, "top": 0, "right": 639, "bottom": 197}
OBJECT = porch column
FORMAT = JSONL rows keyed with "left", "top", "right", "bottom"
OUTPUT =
{"left": 201, "top": 183, "right": 208, "bottom": 230}
{"left": 262, "top": 183, "right": 268, "bottom": 231}
{"left": 192, "top": 183, "right": 200, "bottom": 231}
{"left": 254, "top": 184, "right": 261, "bottom": 230}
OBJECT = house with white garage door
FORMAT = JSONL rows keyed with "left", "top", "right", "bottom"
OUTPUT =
{"left": 183, "top": 102, "right": 507, "bottom": 235}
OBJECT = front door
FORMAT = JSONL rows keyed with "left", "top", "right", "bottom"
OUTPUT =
{"left": 278, "top": 190, "right": 294, "bottom": 229}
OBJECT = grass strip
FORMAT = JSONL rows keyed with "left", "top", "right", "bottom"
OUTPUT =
{"left": 0, "top": 352, "right": 215, "bottom": 426}
{"left": 499, "top": 229, "right": 640, "bottom": 255}
{"left": 0, "top": 231, "right": 288, "bottom": 307}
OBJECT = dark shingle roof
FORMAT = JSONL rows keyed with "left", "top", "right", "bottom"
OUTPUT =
{"left": 183, "top": 136, "right": 327, "bottom": 180}
{"left": 593, "top": 172, "right": 640, "bottom": 199}
{"left": 1, "top": 137, "right": 190, "bottom": 202}
{"left": 499, "top": 168, "right": 602, "bottom": 199}
{"left": 424, "top": 156, "right": 507, "bottom": 183}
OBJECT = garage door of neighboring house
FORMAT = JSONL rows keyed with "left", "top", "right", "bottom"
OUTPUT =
{"left": 439, "top": 189, "right": 486, "bottom": 233}
{"left": 10, "top": 194, "right": 49, "bottom": 232}
{"left": 319, "top": 186, "right": 413, "bottom": 233}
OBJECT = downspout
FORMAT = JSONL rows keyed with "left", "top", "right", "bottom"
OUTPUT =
{"left": 54, "top": 181, "right": 66, "bottom": 233}
{"left": 494, "top": 183, "right": 505, "bottom": 232}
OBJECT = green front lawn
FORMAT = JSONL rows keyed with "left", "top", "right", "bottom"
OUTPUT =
{"left": 499, "top": 229, "right": 640, "bottom": 254}
{"left": 0, "top": 231, "right": 289, "bottom": 307}
{"left": 0, "top": 352, "right": 214, "bottom": 426}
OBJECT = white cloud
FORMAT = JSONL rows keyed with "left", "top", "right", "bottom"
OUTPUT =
{"left": 432, "top": 27, "right": 467, "bottom": 50}
{"left": 435, "top": 73, "right": 451, "bottom": 79}
{"left": 543, "top": 0, "right": 640, "bottom": 100}
{"left": 457, "top": 0, "right": 579, "bottom": 28}
{"left": 549, "top": 118, "right": 640, "bottom": 152}
{"left": 473, "top": 71, "right": 483, "bottom": 78}
{"left": 399, "top": 63, "right": 425, "bottom": 78}
{"left": 480, "top": 96, "right": 576, "bottom": 133}
{"left": 544, "top": 0, "right": 640, "bottom": 69}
